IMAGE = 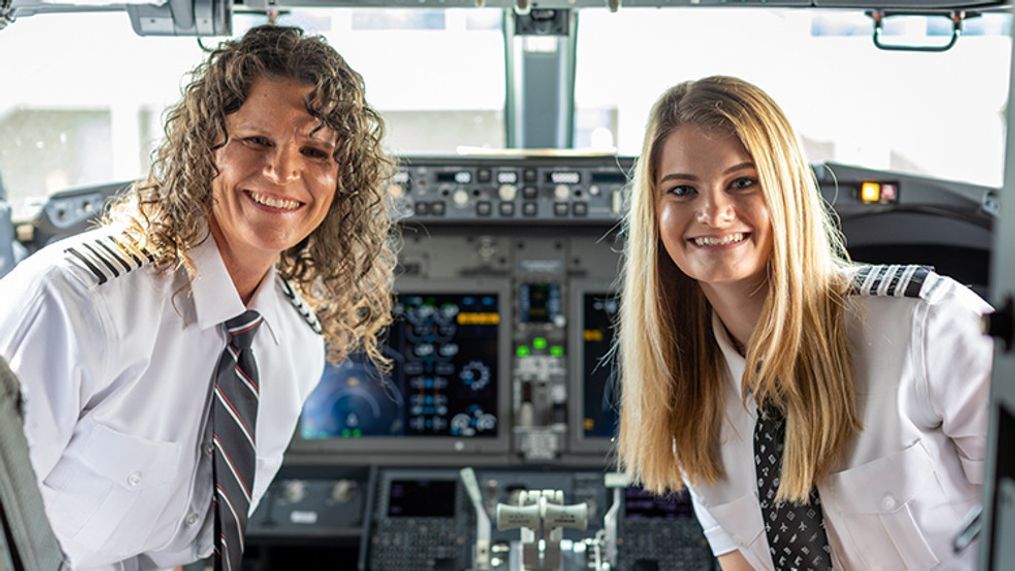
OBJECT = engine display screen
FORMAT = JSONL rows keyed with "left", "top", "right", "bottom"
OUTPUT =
{"left": 519, "top": 282, "right": 562, "bottom": 324}
{"left": 582, "top": 293, "right": 620, "bottom": 439}
{"left": 301, "top": 293, "right": 500, "bottom": 439}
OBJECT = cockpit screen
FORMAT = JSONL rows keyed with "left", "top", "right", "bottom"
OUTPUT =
{"left": 624, "top": 486, "right": 695, "bottom": 520}
{"left": 387, "top": 480, "right": 457, "bottom": 518}
{"left": 582, "top": 293, "right": 619, "bottom": 438}
{"left": 519, "top": 282, "right": 562, "bottom": 324}
{"left": 300, "top": 293, "right": 500, "bottom": 439}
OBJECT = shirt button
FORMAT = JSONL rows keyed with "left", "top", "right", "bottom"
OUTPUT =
{"left": 881, "top": 494, "right": 897, "bottom": 511}
{"left": 185, "top": 513, "right": 199, "bottom": 526}
{"left": 205, "top": 443, "right": 215, "bottom": 456}
{"left": 127, "top": 471, "right": 142, "bottom": 487}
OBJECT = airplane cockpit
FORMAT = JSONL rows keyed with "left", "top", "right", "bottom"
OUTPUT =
{"left": 2, "top": 0, "right": 1014, "bottom": 570}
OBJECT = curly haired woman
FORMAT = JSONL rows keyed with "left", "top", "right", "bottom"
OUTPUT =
{"left": 616, "top": 76, "right": 993, "bottom": 570}
{"left": 0, "top": 26, "right": 396, "bottom": 570}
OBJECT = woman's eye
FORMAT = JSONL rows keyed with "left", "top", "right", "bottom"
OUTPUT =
{"left": 302, "top": 147, "right": 330, "bottom": 160}
{"left": 669, "top": 185, "right": 696, "bottom": 198}
{"left": 245, "top": 136, "right": 271, "bottom": 147}
{"left": 731, "top": 177, "right": 757, "bottom": 190}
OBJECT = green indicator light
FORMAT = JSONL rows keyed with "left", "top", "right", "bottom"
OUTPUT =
{"left": 353, "top": 429, "right": 362, "bottom": 438}
{"left": 341, "top": 429, "right": 351, "bottom": 438}
{"left": 533, "top": 337, "right": 548, "bottom": 350}
{"left": 517, "top": 345, "right": 531, "bottom": 357}
{"left": 550, "top": 345, "right": 564, "bottom": 357}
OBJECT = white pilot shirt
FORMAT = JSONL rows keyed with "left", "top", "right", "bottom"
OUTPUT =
{"left": 0, "top": 227, "right": 326, "bottom": 570}
{"left": 685, "top": 266, "right": 993, "bottom": 570}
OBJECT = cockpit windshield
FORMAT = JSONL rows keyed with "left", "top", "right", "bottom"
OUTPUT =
{"left": 0, "top": 8, "right": 507, "bottom": 219}
{"left": 575, "top": 8, "right": 1011, "bottom": 188}
{"left": 0, "top": 7, "right": 1009, "bottom": 221}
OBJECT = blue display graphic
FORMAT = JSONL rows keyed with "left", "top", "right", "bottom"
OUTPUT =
{"left": 301, "top": 293, "right": 500, "bottom": 439}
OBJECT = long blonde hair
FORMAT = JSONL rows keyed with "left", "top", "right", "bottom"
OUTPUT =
{"left": 103, "top": 26, "right": 396, "bottom": 367}
{"left": 617, "top": 76, "right": 860, "bottom": 503}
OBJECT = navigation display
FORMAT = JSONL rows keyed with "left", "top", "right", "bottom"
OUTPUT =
{"left": 301, "top": 293, "right": 501, "bottom": 439}
{"left": 582, "top": 293, "right": 620, "bottom": 439}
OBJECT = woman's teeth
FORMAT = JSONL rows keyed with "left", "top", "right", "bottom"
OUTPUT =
{"left": 693, "top": 233, "right": 746, "bottom": 247}
{"left": 249, "top": 191, "right": 300, "bottom": 210}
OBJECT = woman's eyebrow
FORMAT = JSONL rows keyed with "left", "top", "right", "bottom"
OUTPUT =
{"left": 657, "top": 161, "right": 756, "bottom": 185}
{"left": 657, "top": 172, "right": 698, "bottom": 185}
{"left": 723, "top": 161, "right": 756, "bottom": 174}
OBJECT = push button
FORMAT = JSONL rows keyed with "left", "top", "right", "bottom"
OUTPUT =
{"left": 522, "top": 185, "right": 538, "bottom": 199}
{"left": 430, "top": 202, "right": 446, "bottom": 216}
{"left": 523, "top": 168, "right": 537, "bottom": 183}
{"left": 553, "top": 202, "right": 569, "bottom": 217}
{"left": 414, "top": 202, "right": 429, "bottom": 216}
{"left": 499, "top": 202, "right": 515, "bottom": 217}
{"left": 572, "top": 202, "right": 588, "bottom": 217}
{"left": 476, "top": 201, "right": 492, "bottom": 216}
{"left": 522, "top": 202, "right": 538, "bottom": 217}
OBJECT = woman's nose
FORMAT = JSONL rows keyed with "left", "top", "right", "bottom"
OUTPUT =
{"left": 696, "top": 190, "right": 735, "bottom": 227}
{"left": 265, "top": 145, "right": 301, "bottom": 183}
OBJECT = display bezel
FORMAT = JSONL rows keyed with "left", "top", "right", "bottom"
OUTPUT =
{"left": 567, "top": 278, "right": 619, "bottom": 454}
{"left": 291, "top": 278, "right": 513, "bottom": 455}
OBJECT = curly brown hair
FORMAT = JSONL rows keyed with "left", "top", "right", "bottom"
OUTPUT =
{"left": 103, "top": 25, "right": 397, "bottom": 367}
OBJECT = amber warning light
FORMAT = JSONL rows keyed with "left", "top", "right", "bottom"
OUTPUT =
{"left": 859, "top": 181, "right": 899, "bottom": 204}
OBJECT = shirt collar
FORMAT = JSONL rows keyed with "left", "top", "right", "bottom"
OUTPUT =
{"left": 190, "top": 235, "right": 281, "bottom": 346}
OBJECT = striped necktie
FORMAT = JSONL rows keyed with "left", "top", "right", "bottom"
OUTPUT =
{"left": 755, "top": 406, "right": 832, "bottom": 571}
{"left": 212, "top": 310, "right": 263, "bottom": 571}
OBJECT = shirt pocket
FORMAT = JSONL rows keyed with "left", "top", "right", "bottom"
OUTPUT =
{"left": 706, "top": 492, "right": 773, "bottom": 570}
{"left": 822, "top": 441, "right": 941, "bottom": 570}
{"left": 42, "top": 422, "right": 180, "bottom": 562}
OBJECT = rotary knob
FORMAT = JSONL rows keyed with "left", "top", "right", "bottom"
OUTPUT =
{"left": 332, "top": 479, "right": 357, "bottom": 503}
{"left": 283, "top": 480, "right": 307, "bottom": 504}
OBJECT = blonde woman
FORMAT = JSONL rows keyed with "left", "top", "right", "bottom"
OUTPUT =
{"left": 617, "top": 76, "right": 993, "bottom": 570}
{"left": 0, "top": 26, "right": 396, "bottom": 570}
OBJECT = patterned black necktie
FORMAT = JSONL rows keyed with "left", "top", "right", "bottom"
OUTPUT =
{"left": 754, "top": 406, "right": 833, "bottom": 570}
{"left": 212, "top": 310, "right": 263, "bottom": 571}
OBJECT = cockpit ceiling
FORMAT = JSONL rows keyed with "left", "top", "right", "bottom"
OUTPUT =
{"left": 242, "top": 0, "right": 1009, "bottom": 10}
{"left": 7, "top": 0, "right": 1012, "bottom": 15}
{"left": 233, "top": 0, "right": 1010, "bottom": 9}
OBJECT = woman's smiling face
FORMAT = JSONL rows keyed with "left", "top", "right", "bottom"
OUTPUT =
{"left": 210, "top": 75, "right": 339, "bottom": 271}
{"left": 655, "top": 124, "right": 774, "bottom": 289}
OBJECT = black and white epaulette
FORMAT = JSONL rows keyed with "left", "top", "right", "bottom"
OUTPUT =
{"left": 850, "top": 264, "right": 935, "bottom": 299}
{"left": 278, "top": 277, "right": 323, "bottom": 335}
{"left": 63, "top": 233, "right": 154, "bottom": 286}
